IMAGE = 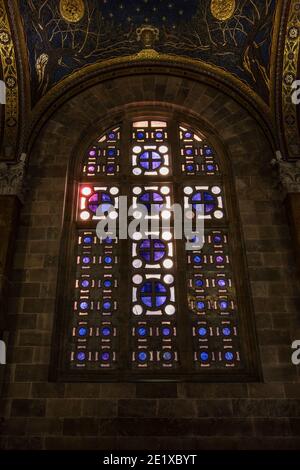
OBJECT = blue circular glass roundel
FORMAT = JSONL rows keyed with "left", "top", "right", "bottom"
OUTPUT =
{"left": 108, "top": 148, "right": 116, "bottom": 157}
{"left": 104, "top": 256, "right": 112, "bottom": 264}
{"left": 219, "top": 301, "right": 228, "bottom": 310}
{"left": 77, "top": 352, "right": 86, "bottom": 361}
{"left": 82, "top": 257, "right": 91, "bottom": 264}
{"left": 163, "top": 351, "right": 172, "bottom": 361}
{"left": 195, "top": 279, "right": 204, "bottom": 288}
{"left": 156, "top": 132, "right": 163, "bottom": 139}
{"left": 103, "top": 301, "right": 111, "bottom": 310}
{"left": 137, "top": 327, "right": 147, "bottom": 337}
{"left": 207, "top": 164, "right": 215, "bottom": 171}
{"left": 137, "top": 132, "right": 145, "bottom": 139}
{"left": 81, "top": 280, "right": 90, "bottom": 288}
{"left": 186, "top": 164, "right": 194, "bottom": 172}
{"left": 205, "top": 147, "right": 213, "bottom": 155}
{"left": 222, "top": 328, "right": 231, "bottom": 336}
{"left": 78, "top": 327, "right": 88, "bottom": 337}
{"left": 140, "top": 281, "right": 168, "bottom": 309}
{"left": 138, "top": 151, "right": 162, "bottom": 171}
{"left": 185, "top": 148, "right": 193, "bottom": 155}
{"left": 102, "top": 327, "right": 111, "bottom": 337}
{"left": 108, "top": 132, "right": 115, "bottom": 140}
{"left": 101, "top": 352, "right": 110, "bottom": 361}
{"left": 193, "top": 255, "right": 202, "bottom": 264}
{"left": 162, "top": 327, "right": 171, "bottom": 337}
{"left": 104, "top": 237, "right": 113, "bottom": 244}
{"left": 200, "top": 352, "right": 209, "bottom": 362}
{"left": 83, "top": 236, "right": 92, "bottom": 244}
{"left": 106, "top": 164, "right": 115, "bottom": 173}
{"left": 138, "top": 351, "right": 148, "bottom": 362}
{"left": 80, "top": 302, "right": 89, "bottom": 310}
{"left": 198, "top": 327, "right": 207, "bottom": 337}
{"left": 103, "top": 280, "right": 112, "bottom": 288}
{"left": 213, "top": 235, "right": 222, "bottom": 244}
{"left": 217, "top": 279, "right": 226, "bottom": 288}
{"left": 197, "top": 301, "right": 205, "bottom": 310}
{"left": 225, "top": 352, "right": 234, "bottom": 361}
{"left": 184, "top": 132, "right": 192, "bottom": 138}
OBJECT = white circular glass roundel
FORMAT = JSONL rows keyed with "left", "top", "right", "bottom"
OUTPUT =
{"left": 159, "top": 145, "right": 168, "bottom": 154}
{"left": 162, "top": 231, "right": 172, "bottom": 241}
{"left": 132, "top": 232, "right": 143, "bottom": 240}
{"left": 211, "top": 186, "right": 221, "bottom": 195}
{"left": 133, "top": 187, "right": 142, "bottom": 195}
{"left": 214, "top": 210, "right": 224, "bottom": 219}
{"left": 161, "top": 186, "right": 170, "bottom": 195}
{"left": 80, "top": 211, "right": 90, "bottom": 221}
{"left": 133, "top": 304, "right": 143, "bottom": 316}
{"left": 184, "top": 186, "right": 193, "bottom": 195}
{"left": 133, "top": 146, "right": 142, "bottom": 154}
{"left": 185, "top": 210, "right": 194, "bottom": 220}
{"left": 108, "top": 210, "right": 118, "bottom": 220}
{"left": 161, "top": 210, "right": 171, "bottom": 220}
{"left": 159, "top": 167, "right": 169, "bottom": 175}
{"left": 133, "top": 167, "right": 142, "bottom": 175}
{"left": 132, "top": 259, "right": 143, "bottom": 268}
{"left": 165, "top": 305, "right": 175, "bottom": 315}
{"left": 133, "top": 210, "right": 143, "bottom": 219}
{"left": 132, "top": 275, "right": 143, "bottom": 285}
{"left": 163, "top": 259, "right": 173, "bottom": 269}
{"left": 164, "top": 274, "right": 174, "bottom": 284}
{"left": 110, "top": 187, "right": 119, "bottom": 195}
{"left": 81, "top": 186, "right": 92, "bottom": 196}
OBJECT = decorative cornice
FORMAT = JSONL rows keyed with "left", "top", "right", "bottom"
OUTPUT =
{"left": 281, "top": 0, "right": 300, "bottom": 160}
{"left": 0, "top": 0, "right": 19, "bottom": 160}
{"left": 0, "top": 153, "right": 27, "bottom": 201}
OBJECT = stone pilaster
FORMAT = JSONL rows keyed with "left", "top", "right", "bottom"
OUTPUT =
{"left": 274, "top": 155, "right": 300, "bottom": 264}
{"left": 0, "top": 155, "right": 26, "bottom": 384}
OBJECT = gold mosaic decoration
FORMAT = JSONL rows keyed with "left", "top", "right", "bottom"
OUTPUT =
{"left": 210, "top": 0, "right": 236, "bottom": 21}
{"left": 282, "top": 1, "right": 300, "bottom": 159}
{"left": 59, "top": 0, "right": 85, "bottom": 23}
{"left": 0, "top": 0, "right": 19, "bottom": 160}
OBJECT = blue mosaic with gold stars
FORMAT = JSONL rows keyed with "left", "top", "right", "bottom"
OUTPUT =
{"left": 19, "top": 0, "right": 276, "bottom": 105}
{"left": 100, "top": 0, "right": 197, "bottom": 25}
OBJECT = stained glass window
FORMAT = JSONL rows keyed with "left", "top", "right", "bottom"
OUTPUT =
{"left": 54, "top": 118, "right": 258, "bottom": 381}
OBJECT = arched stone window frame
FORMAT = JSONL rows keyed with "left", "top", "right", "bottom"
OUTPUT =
{"left": 51, "top": 105, "right": 261, "bottom": 382}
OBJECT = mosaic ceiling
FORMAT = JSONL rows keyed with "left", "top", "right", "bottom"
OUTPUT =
{"left": 19, "top": 0, "right": 277, "bottom": 105}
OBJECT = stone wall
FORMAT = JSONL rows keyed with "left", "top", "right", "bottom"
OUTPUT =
{"left": 1, "top": 71, "right": 300, "bottom": 450}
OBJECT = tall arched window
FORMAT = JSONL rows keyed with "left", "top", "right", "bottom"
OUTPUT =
{"left": 52, "top": 113, "right": 259, "bottom": 382}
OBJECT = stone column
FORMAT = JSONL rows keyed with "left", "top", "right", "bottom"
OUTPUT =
{"left": 0, "top": 155, "right": 26, "bottom": 385}
{"left": 276, "top": 158, "right": 300, "bottom": 264}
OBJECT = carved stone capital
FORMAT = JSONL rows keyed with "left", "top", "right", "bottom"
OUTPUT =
{"left": 0, "top": 153, "right": 27, "bottom": 202}
{"left": 272, "top": 150, "right": 300, "bottom": 193}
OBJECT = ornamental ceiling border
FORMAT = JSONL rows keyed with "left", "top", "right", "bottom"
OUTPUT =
{"left": 281, "top": 0, "right": 300, "bottom": 160}
{"left": 0, "top": 0, "right": 19, "bottom": 161}
{"left": 25, "top": 51, "right": 275, "bottom": 155}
